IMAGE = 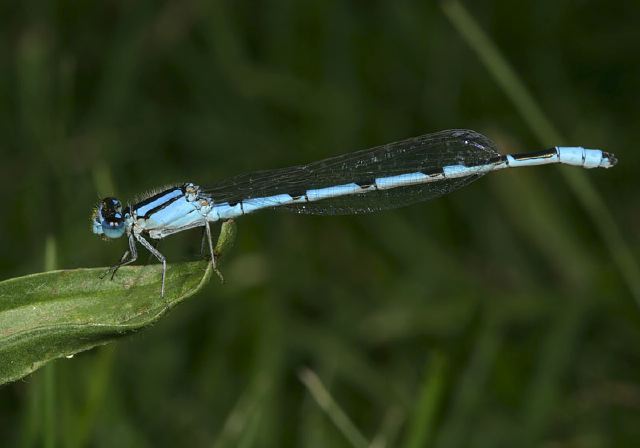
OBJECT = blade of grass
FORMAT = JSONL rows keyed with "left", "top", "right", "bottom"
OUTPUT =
{"left": 433, "top": 315, "right": 501, "bottom": 448}
{"left": 42, "top": 363, "right": 55, "bottom": 448}
{"left": 401, "top": 352, "right": 449, "bottom": 448}
{"left": 212, "top": 380, "right": 265, "bottom": 448}
{"left": 441, "top": 0, "right": 640, "bottom": 306}
{"left": 65, "top": 345, "right": 117, "bottom": 448}
{"left": 299, "top": 368, "right": 370, "bottom": 448}
{"left": 20, "top": 380, "right": 41, "bottom": 448}
{"left": 522, "top": 292, "right": 591, "bottom": 444}
{"left": 369, "top": 406, "right": 404, "bottom": 448}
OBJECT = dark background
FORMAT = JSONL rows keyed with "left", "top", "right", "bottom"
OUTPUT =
{"left": 1, "top": 0, "right": 639, "bottom": 446}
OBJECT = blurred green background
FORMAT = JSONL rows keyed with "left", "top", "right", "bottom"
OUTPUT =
{"left": 1, "top": 0, "right": 639, "bottom": 446}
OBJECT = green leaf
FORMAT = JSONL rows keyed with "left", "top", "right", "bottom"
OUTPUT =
{"left": 0, "top": 261, "right": 212, "bottom": 386}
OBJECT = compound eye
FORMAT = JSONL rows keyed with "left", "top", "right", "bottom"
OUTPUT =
{"left": 104, "top": 197, "right": 122, "bottom": 211}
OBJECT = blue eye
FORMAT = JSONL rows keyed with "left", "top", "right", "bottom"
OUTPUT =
{"left": 92, "top": 197, "right": 127, "bottom": 239}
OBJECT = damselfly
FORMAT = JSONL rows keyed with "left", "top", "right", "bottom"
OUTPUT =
{"left": 92, "top": 129, "right": 617, "bottom": 296}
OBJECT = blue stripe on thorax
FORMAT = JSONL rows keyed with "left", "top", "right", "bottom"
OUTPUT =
{"left": 140, "top": 195, "right": 199, "bottom": 230}
{"left": 135, "top": 188, "right": 183, "bottom": 218}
